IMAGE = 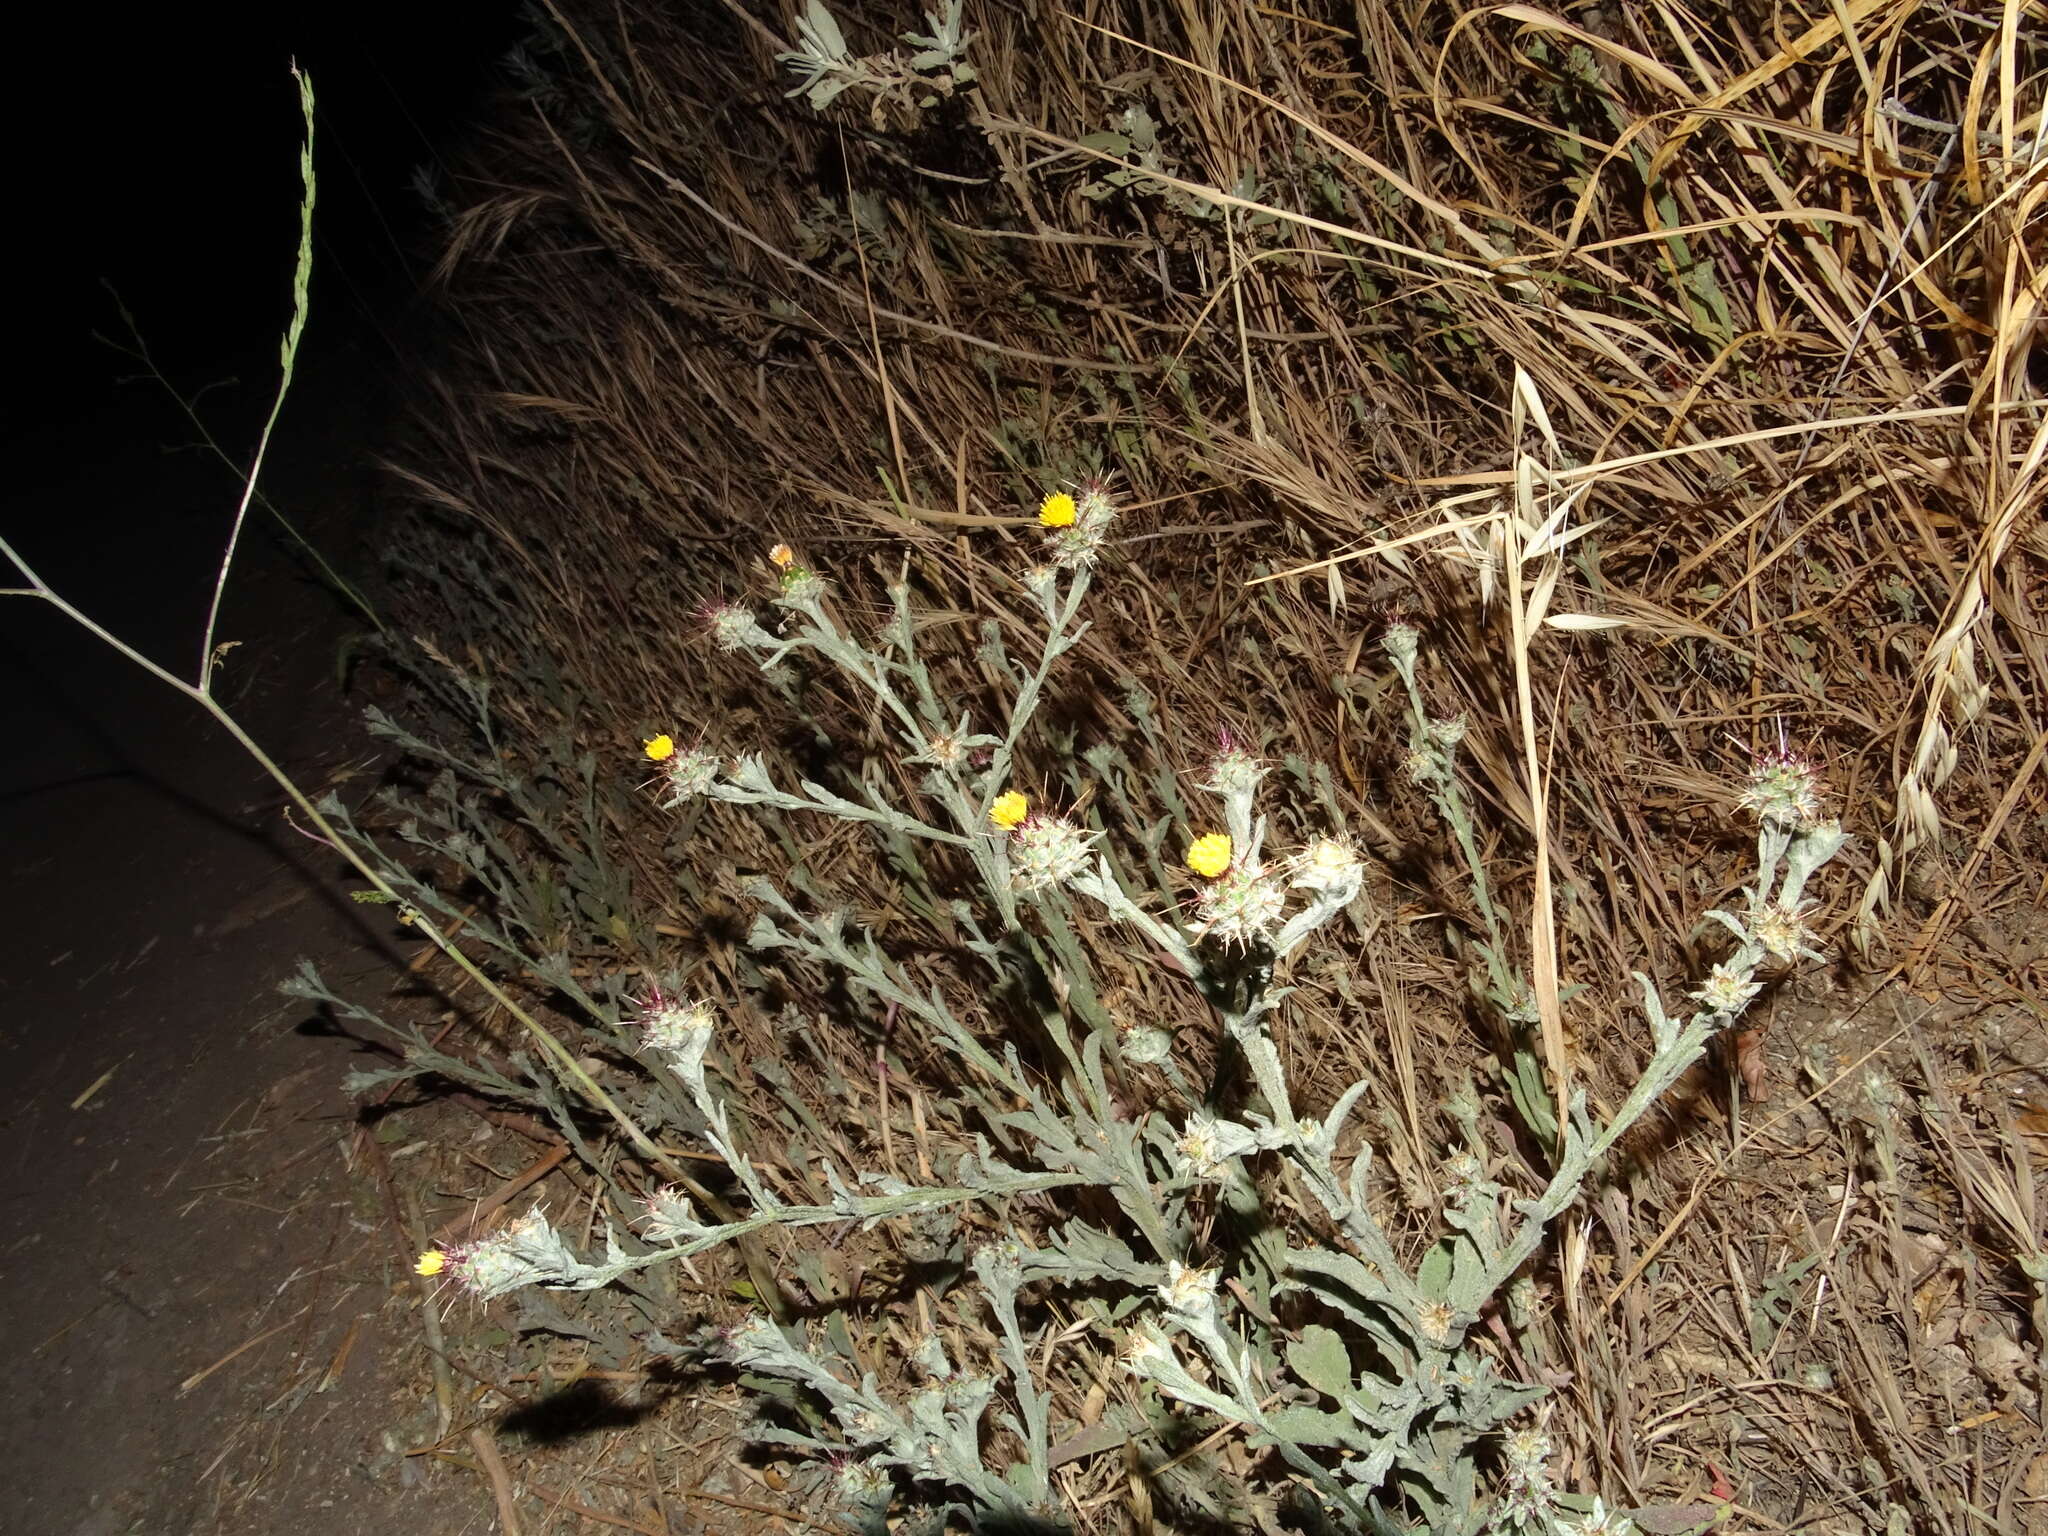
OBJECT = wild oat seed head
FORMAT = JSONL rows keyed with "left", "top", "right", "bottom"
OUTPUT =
{"left": 1185, "top": 832, "right": 1233, "bottom": 879}
{"left": 1038, "top": 491, "right": 1078, "bottom": 527}
{"left": 989, "top": 790, "right": 1030, "bottom": 830}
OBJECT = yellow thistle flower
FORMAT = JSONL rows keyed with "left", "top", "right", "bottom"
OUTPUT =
{"left": 644, "top": 734, "right": 676, "bottom": 762}
{"left": 414, "top": 1250, "right": 446, "bottom": 1278}
{"left": 1186, "top": 832, "right": 1233, "bottom": 879}
{"left": 1038, "top": 492, "right": 1078, "bottom": 528}
{"left": 990, "top": 790, "right": 1030, "bottom": 829}
{"left": 768, "top": 543, "right": 795, "bottom": 569}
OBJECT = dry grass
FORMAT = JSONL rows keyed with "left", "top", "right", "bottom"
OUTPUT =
{"left": 374, "top": 0, "right": 2048, "bottom": 1527}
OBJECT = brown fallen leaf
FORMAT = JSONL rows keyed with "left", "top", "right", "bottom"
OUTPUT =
{"left": 1730, "top": 1026, "right": 1768, "bottom": 1102}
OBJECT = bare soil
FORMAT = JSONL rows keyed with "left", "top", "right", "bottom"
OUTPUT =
{"left": 0, "top": 333, "right": 487, "bottom": 1536}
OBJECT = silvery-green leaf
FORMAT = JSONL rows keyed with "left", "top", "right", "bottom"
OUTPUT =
{"left": 1285, "top": 1324, "right": 1354, "bottom": 1399}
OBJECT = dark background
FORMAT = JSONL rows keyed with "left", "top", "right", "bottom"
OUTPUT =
{"left": 1, "top": 12, "right": 528, "bottom": 1527}
{"left": 17, "top": 3, "right": 525, "bottom": 439}
{"left": 5, "top": 1, "right": 526, "bottom": 681}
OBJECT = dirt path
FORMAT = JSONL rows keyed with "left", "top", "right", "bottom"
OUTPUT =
{"left": 0, "top": 330, "right": 487, "bottom": 1535}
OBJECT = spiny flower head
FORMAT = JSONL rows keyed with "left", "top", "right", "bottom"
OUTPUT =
{"left": 1490, "top": 1421, "right": 1563, "bottom": 1533}
{"left": 1691, "top": 961, "right": 1762, "bottom": 1017}
{"left": 775, "top": 562, "right": 825, "bottom": 604}
{"left": 1290, "top": 836, "right": 1361, "bottom": 893}
{"left": 1751, "top": 901, "right": 1817, "bottom": 963}
{"left": 1554, "top": 1498, "right": 1635, "bottom": 1536}
{"left": 716, "top": 1313, "right": 790, "bottom": 1370}
{"left": 1038, "top": 491, "right": 1077, "bottom": 527}
{"left": 643, "top": 734, "right": 676, "bottom": 761}
{"left": 704, "top": 600, "right": 768, "bottom": 653}
{"left": 1739, "top": 744, "right": 1825, "bottom": 828}
{"left": 1201, "top": 727, "right": 1268, "bottom": 796}
{"left": 1415, "top": 1298, "right": 1458, "bottom": 1344}
{"left": 1185, "top": 832, "right": 1233, "bottom": 879}
{"left": 1008, "top": 813, "right": 1097, "bottom": 893}
{"left": 1194, "top": 860, "right": 1287, "bottom": 948}
{"left": 1173, "top": 1115, "right": 1227, "bottom": 1180}
{"left": 835, "top": 1403, "right": 889, "bottom": 1443}
{"left": 989, "top": 789, "right": 1030, "bottom": 829}
{"left": 1040, "top": 477, "right": 1121, "bottom": 568}
{"left": 655, "top": 741, "right": 720, "bottom": 805}
{"left": 836, "top": 1459, "right": 893, "bottom": 1503}
{"left": 1403, "top": 745, "right": 1442, "bottom": 785}
{"left": 1862, "top": 1066, "right": 1903, "bottom": 1117}
{"left": 1074, "top": 476, "right": 1116, "bottom": 522}
{"left": 1501, "top": 1423, "right": 1555, "bottom": 1478}
{"left": 1160, "top": 1259, "right": 1219, "bottom": 1316}
{"left": 638, "top": 985, "right": 717, "bottom": 1054}
{"left": 1381, "top": 618, "right": 1422, "bottom": 670}
{"left": 440, "top": 1208, "right": 557, "bottom": 1298}
{"left": 1118, "top": 1325, "right": 1173, "bottom": 1373}
{"left": 1442, "top": 1149, "right": 1486, "bottom": 1195}
{"left": 639, "top": 1184, "right": 705, "bottom": 1243}
{"left": 1426, "top": 714, "right": 1469, "bottom": 749}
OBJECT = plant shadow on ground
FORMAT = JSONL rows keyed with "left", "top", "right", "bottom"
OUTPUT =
{"left": 499, "top": 1376, "right": 666, "bottom": 1445}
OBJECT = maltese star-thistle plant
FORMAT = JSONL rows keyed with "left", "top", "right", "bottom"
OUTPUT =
{"left": 434, "top": 475, "right": 1853, "bottom": 1536}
